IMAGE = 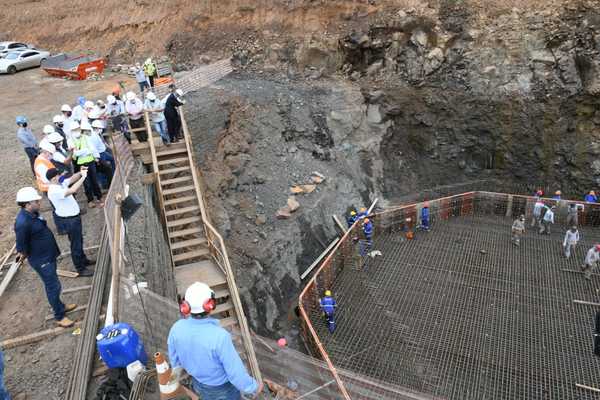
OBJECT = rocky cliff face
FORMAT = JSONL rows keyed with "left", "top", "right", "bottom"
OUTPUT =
{"left": 180, "top": 1, "right": 600, "bottom": 336}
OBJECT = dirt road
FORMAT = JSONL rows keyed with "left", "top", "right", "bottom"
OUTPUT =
{"left": 0, "top": 68, "right": 133, "bottom": 399}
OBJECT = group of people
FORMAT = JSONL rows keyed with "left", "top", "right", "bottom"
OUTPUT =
{"left": 510, "top": 189, "right": 600, "bottom": 280}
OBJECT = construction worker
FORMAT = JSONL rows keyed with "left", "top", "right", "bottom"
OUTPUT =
{"left": 134, "top": 63, "right": 149, "bottom": 93}
{"left": 106, "top": 95, "right": 129, "bottom": 142}
{"left": 42, "top": 124, "right": 56, "bottom": 144}
{"left": 582, "top": 245, "right": 600, "bottom": 280}
{"left": 125, "top": 92, "right": 147, "bottom": 142}
{"left": 563, "top": 226, "right": 580, "bottom": 259}
{"left": 585, "top": 190, "right": 598, "bottom": 203}
{"left": 69, "top": 122, "right": 103, "bottom": 208}
{"left": 34, "top": 140, "right": 65, "bottom": 233}
{"left": 0, "top": 348, "right": 9, "bottom": 400}
{"left": 552, "top": 190, "right": 562, "bottom": 201}
{"left": 357, "top": 207, "right": 368, "bottom": 219}
{"left": 46, "top": 168, "right": 94, "bottom": 277}
{"left": 539, "top": 206, "right": 555, "bottom": 235}
{"left": 144, "top": 92, "right": 169, "bottom": 144}
{"left": 534, "top": 189, "right": 544, "bottom": 198}
{"left": 566, "top": 203, "right": 579, "bottom": 227}
{"left": 90, "top": 120, "right": 114, "bottom": 188}
{"left": 361, "top": 218, "right": 374, "bottom": 255}
{"left": 61, "top": 104, "right": 75, "bottom": 139}
{"left": 72, "top": 96, "right": 86, "bottom": 122}
{"left": 319, "top": 290, "right": 337, "bottom": 333}
{"left": 532, "top": 197, "right": 545, "bottom": 228}
{"left": 421, "top": 202, "right": 430, "bottom": 231}
{"left": 47, "top": 132, "right": 72, "bottom": 173}
{"left": 346, "top": 210, "right": 357, "bottom": 228}
{"left": 165, "top": 89, "right": 186, "bottom": 143}
{"left": 143, "top": 58, "right": 157, "bottom": 87}
{"left": 168, "top": 282, "right": 263, "bottom": 399}
{"left": 14, "top": 187, "right": 77, "bottom": 327}
{"left": 511, "top": 215, "right": 525, "bottom": 246}
{"left": 16, "top": 115, "right": 38, "bottom": 176}
{"left": 52, "top": 115, "right": 68, "bottom": 145}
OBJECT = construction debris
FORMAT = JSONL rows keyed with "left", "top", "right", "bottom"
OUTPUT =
{"left": 290, "top": 186, "right": 304, "bottom": 194}
{"left": 265, "top": 378, "right": 298, "bottom": 399}
{"left": 276, "top": 206, "right": 292, "bottom": 219}
{"left": 287, "top": 197, "right": 300, "bottom": 212}
{"left": 300, "top": 184, "right": 316, "bottom": 193}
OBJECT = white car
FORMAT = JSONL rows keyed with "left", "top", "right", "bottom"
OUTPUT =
{"left": 0, "top": 41, "right": 31, "bottom": 58}
{"left": 0, "top": 49, "right": 51, "bottom": 74}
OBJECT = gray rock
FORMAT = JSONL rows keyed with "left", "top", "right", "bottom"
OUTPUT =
{"left": 366, "top": 60, "right": 384, "bottom": 76}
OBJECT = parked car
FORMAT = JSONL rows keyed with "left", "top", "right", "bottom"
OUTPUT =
{"left": 0, "top": 41, "right": 31, "bottom": 58}
{"left": 0, "top": 49, "right": 51, "bottom": 74}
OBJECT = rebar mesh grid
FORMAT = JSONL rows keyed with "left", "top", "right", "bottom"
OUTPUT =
{"left": 306, "top": 195, "right": 600, "bottom": 399}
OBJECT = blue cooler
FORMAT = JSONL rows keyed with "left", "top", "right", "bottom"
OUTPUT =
{"left": 96, "top": 322, "right": 148, "bottom": 368}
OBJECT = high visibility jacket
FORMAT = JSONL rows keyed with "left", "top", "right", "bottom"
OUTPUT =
{"left": 143, "top": 62, "right": 156, "bottom": 76}
{"left": 34, "top": 156, "right": 54, "bottom": 192}
{"left": 71, "top": 136, "right": 95, "bottom": 165}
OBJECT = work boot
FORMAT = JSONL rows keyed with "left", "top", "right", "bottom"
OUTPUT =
{"left": 84, "top": 258, "right": 95, "bottom": 266}
{"left": 65, "top": 303, "right": 78, "bottom": 313}
{"left": 56, "top": 317, "right": 75, "bottom": 328}
{"left": 77, "top": 269, "right": 94, "bottom": 277}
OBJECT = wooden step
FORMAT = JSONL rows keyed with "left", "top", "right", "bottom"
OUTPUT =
{"left": 219, "top": 316, "right": 238, "bottom": 329}
{"left": 161, "top": 176, "right": 192, "bottom": 186}
{"left": 214, "top": 287, "right": 230, "bottom": 300}
{"left": 157, "top": 147, "right": 188, "bottom": 157}
{"left": 166, "top": 216, "right": 202, "bottom": 228}
{"left": 163, "top": 185, "right": 195, "bottom": 195}
{"left": 158, "top": 157, "right": 189, "bottom": 166}
{"left": 160, "top": 175, "right": 192, "bottom": 186}
{"left": 164, "top": 195, "right": 196, "bottom": 206}
{"left": 213, "top": 300, "right": 234, "bottom": 314}
{"left": 172, "top": 248, "right": 211, "bottom": 263}
{"left": 169, "top": 227, "right": 203, "bottom": 238}
{"left": 171, "top": 238, "right": 207, "bottom": 250}
{"left": 174, "top": 260, "right": 227, "bottom": 290}
{"left": 159, "top": 166, "right": 191, "bottom": 175}
{"left": 165, "top": 205, "right": 199, "bottom": 217}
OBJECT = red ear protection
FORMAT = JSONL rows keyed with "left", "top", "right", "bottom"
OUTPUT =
{"left": 179, "top": 292, "right": 216, "bottom": 316}
{"left": 179, "top": 300, "right": 191, "bottom": 316}
{"left": 203, "top": 296, "right": 216, "bottom": 313}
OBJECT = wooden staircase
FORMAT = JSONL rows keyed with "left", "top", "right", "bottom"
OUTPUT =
{"left": 139, "top": 110, "right": 261, "bottom": 379}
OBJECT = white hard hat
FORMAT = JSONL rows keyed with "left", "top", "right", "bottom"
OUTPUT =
{"left": 91, "top": 120, "right": 104, "bottom": 129}
{"left": 88, "top": 108, "right": 101, "bottom": 119}
{"left": 53, "top": 114, "right": 65, "bottom": 124}
{"left": 175, "top": 89, "right": 184, "bottom": 97}
{"left": 42, "top": 124, "right": 55, "bottom": 135}
{"left": 184, "top": 282, "right": 214, "bottom": 314}
{"left": 84, "top": 101, "right": 94, "bottom": 109}
{"left": 70, "top": 121, "right": 80, "bottom": 130}
{"left": 80, "top": 120, "right": 92, "bottom": 131}
{"left": 61, "top": 104, "right": 72, "bottom": 112}
{"left": 146, "top": 92, "right": 156, "bottom": 101}
{"left": 47, "top": 132, "right": 63, "bottom": 143}
{"left": 126, "top": 91, "right": 136, "bottom": 101}
{"left": 40, "top": 140, "right": 56, "bottom": 154}
{"left": 106, "top": 95, "right": 117, "bottom": 104}
{"left": 16, "top": 187, "right": 42, "bottom": 203}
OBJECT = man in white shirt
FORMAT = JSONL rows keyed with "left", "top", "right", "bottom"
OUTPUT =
{"left": 144, "top": 92, "right": 169, "bottom": 144}
{"left": 563, "top": 226, "right": 580, "bottom": 259}
{"left": 72, "top": 97, "right": 86, "bottom": 122}
{"left": 46, "top": 168, "right": 94, "bottom": 277}
{"left": 582, "top": 245, "right": 600, "bottom": 280}
{"left": 539, "top": 206, "right": 555, "bottom": 235}
{"left": 47, "top": 132, "right": 73, "bottom": 173}
{"left": 125, "top": 92, "right": 147, "bottom": 142}
{"left": 90, "top": 120, "right": 114, "bottom": 188}
{"left": 61, "top": 104, "right": 76, "bottom": 140}
{"left": 106, "top": 95, "right": 130, "bottom": 142}
{"left": 531, "top": 198, "right": 545, "bottom": 228}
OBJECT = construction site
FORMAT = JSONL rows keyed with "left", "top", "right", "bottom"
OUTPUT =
{"left": 1, "top": 0, "right": 600, "bottom": 399}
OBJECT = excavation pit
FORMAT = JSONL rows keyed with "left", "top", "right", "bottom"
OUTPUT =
{"left": 300, "top": 192, "right": 600, "bottom": 399}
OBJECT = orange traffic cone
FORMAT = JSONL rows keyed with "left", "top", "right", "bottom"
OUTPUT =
{"left": 154, "top": 352, "right": 187, "bottom": 399}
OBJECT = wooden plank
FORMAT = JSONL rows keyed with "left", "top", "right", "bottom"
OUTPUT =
{"left": 45, "top": 305, "right": 88, "bottom": 321}
{"left": 332, "top": 215, "right": 348, "bottom": 234}
{"left": 1, "top": 321, "right": 84, "bottom": 349}
{"left": 161, "top": 176, "right": 193, "bottom": 186}
{"left": 166, "top": 205, "right": 200, "bottom": 217}
{"left": 158, "top": 157, "right": 189, "bottom": 166}
{"left": 300, "top": 238, "right": 340, "bottom": 280}
{"left": 141, "top": 172, "right": 156, "bottom": 185}
{"left": 159, "top": 166, "right": 191, "bottom": 175}
{"left": 171, "top": 238, "right": 208, "bottom": 250}
{"left": 57, "top": 269, "right": 79, "bottom": 278}
{"left": 167, "top": 216, "right": 202, "bottom": 228}
{"left": 62, "top": 285, "right": 91, "bottom": 294}
{"left": 576, "top": 383, "right": 600, "bottom": 393}
{"left": 573, "top": 299, "right": 600, "bottom": 307}
{"left": 169, "top": 227, "right": 203, "bottom": 238}
{"left": 172, "top": 249, "right": 210, "bottom": 262}
{"left": 0, "top": 244, "right": 16, "bottom": 269}
{"left": 163, "top": 185, "right": 196, "bottom": 195}
{"left": 164, "top": 195, "right": 196, "bottom": 206}
{"left": 0, "top": 261, "right": 21, "bottom": 299}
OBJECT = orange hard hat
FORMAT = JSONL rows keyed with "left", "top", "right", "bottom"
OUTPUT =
{"left": 360, "top": 207, "right": 366, "bottom": 212}
{"left": 112, "top": 85, "right": 121, "bottom": 95}
{"left": 363, "top": 218, "right": 370, "bottom": 223}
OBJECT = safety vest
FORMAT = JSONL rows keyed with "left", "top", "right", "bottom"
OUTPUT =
{"left": 72, "top": 136, "right": 95, "bottom": 165}
{"left": 34, "top": 156, "right": 55, "bottom": 192}
{"left": 143, "top": 62, "right": 156, "bottom": 76}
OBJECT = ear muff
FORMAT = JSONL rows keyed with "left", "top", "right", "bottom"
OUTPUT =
{"left": 179, "top": 291, "right": 216, "bottom": 315}
{"left": 203, "top": 292, "right": 216, "bottom": 313}
{"left": 179, "top": 300, "right": 191, "bottom": 316}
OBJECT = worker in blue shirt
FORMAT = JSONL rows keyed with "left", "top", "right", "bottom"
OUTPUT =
{"left": 16, "top": 116, "right": 38, "bottom": 177}
{"left": 14, "top": 187, "right": 76, "bottom": 328}
{"left": 421, "top": 202, "right": 430, "bottom": 231}
{"left": 346, "top": 210, "right": 358, "bottom": 228}
{"left": 360, "top": 218, "right": 374, "bottom": 256}
{"left": 319, "top": 290, "right": 337, "bottom": 333}
{"left": 0, "top": 348, "right": 9, "bottom": 400}
{"left": 585, "top": 190, "right": 598, "bottom": 203}
{"left": 168, "top": 282, "right": 263, "bottom": 399}
{"left": 552, "top": 190, "right": 562, "bottom": 200}
{"left": 357, "top": 207, "right": 368, "bottom": 219}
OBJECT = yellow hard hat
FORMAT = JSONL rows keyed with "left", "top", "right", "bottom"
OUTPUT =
{"left": 350, "top": 211, "right": 356, "bottom": 216}
{"left": 325, "top": 290, "right": 332, "bottom": 296}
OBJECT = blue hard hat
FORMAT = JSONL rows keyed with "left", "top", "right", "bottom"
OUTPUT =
{"left": 16, "top": 116, "right": 27, "bottom": 125}
{"left": 78, "top": 96, "right": 86, "bottom": 106}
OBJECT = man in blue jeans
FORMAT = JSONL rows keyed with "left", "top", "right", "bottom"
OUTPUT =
{"left": 0, "top": 349, "right": 9, "bottom": 400}
{"left": 168, "top": 282, "right": 263, "bottom": 399}
{"left": 14, "top": 187, "right": 77, "bottom": 327}
{"left": 47, "top": 168, "right": 94, "bottom": 277}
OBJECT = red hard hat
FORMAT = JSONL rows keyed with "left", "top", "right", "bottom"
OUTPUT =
{"left": 596, "top": 245, "right": 600, "bottom": 251}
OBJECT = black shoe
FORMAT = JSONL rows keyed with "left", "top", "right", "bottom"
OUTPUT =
{"left": 77, "top": 269, "right": 94, "bottom": 277}
{"left": 84, "top": 259, "right": 95, "bottom": 266}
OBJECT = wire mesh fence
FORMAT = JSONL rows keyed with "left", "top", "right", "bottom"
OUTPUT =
{"left": 300, "top": 191, "right": 600, "bottom": 399}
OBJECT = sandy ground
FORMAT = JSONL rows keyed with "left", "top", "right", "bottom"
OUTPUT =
{"left": 0, "top": 68, "right": 133, "bottom": 399}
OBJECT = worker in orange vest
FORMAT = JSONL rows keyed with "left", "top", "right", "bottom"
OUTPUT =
{"left": 34, "top": 141, "right": 63, "bottom": 233}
